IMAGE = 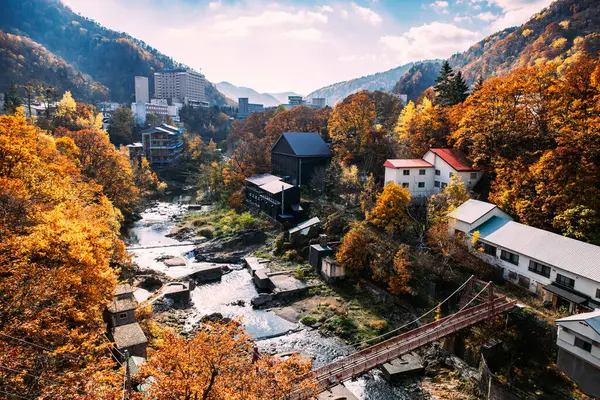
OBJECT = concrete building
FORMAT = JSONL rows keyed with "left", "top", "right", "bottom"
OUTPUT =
{"left": 154, "top": 68, "right": 206, "bottom": 105}
{"left": 271, "top": 132, "right": 332, "bottom": 187}
{"left": 555, "top": 311, "right": 600, "bottom": 398}
{"left": 384, "top": 148, "right": 482, "bottom": 197}
{"left": 244, "top": 173, "right": 301, "bottom": 222}
{"left": 134, "top": 76, "right": 149, "bottom": 104}
{"left": 321, "top": 257, "right": 345, "bottom": 283}
{"left": 141, "top": 124, "right": 184, "bottom": 167}
{"left": 448, "top": 199, "right": 600, "bottom": 314}
{"left": 126, "top": 143, "right": 144, "bottom": 161}
{"left": 310, "top": 98, "right": 327, "bottom": 108}
{"left": 131, "top": 99, "right": 179, "bottom": 126}
{"left": 237, "top": 97, "right": 264, "bottom": 119}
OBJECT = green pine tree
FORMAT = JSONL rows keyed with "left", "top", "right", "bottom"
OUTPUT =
{"left": 472, "top": 76, "right": 484, "bottom": 93}
{"left": 434, "top": 61, "right": 455, "bottom": 107}
{"left": 3, "top": 81, "right": 21, "bottom": 115}
{"left": 451, "top": 71, "right": 469, "bottom": 104}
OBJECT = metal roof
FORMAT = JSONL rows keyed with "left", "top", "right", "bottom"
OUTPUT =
{"left": 115, "top": 284, "right": 134, "bottom": 296}
{"left": 475, "top": 217, "right": 600, "bottom": 282}
{"left": 260, "top": 180, "right": 294, "bottom": 194}
{"left": 448, "top": 199, "right": 500, "bottom": 224}
{"left": 272, "top": 132, "right": 332, "bottom": 157}
{"left": 383, "top": 159, "right": 433, "bottom": 169}
{"left": 556, "top": 309, "right": 600, "bottom": 335}
{"left": 245, "top": 173, "right": 282, "bottom": 186}
{"left": 428, "top": 148, "right": 481, "bottom": 172}
{"left": 289, "top": 217, "right": 320, "bottom": 234}
{"left": 113, "top": 323, "right": 147, "bottom": 349}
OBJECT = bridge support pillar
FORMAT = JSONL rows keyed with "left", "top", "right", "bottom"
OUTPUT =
{"left": 442, "top": 334, "right": 457, "bottom": 353}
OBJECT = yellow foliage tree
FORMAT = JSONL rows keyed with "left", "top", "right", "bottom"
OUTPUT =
{"left": 367, "top": 182, "right": 411, "bottom": 234}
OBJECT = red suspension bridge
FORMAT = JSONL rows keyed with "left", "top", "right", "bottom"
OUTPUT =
{"left": 290, "top": 276, "right": 516, "bottom": 398}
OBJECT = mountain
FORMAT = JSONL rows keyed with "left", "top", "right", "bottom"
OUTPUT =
{"left": 394, "top": 0, "right": 600, "bottom": 100}
{"left": 216, "top": 82, "right": 281, "bottom": 107}
{"left": 267, "top": 92, "right": 303, "bottom": 104}
{"left": 391, "top": 61, "right": 442, "bottom": 103}
{"left": 307, "top": 63, "right": 414, "bottom": 105}
{"left": 0, "top": 0, "right": 229, "bottom": 105}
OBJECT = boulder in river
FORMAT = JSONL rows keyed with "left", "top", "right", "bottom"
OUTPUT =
{"left": 251, "top": 293, "right": 273, "bottom": 307}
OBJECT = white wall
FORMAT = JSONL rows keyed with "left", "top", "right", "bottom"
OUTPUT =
{"left": 423, "top": 151, "right": 482, "bottom": 191}
{"left": 557, "top": 325, "right": 600, "bottom": 367}
{"left": 448, "top": 207, "right": 512, "bottom": 236}
{"left": 383, "top": 166, "right": 434, "bottom": 197}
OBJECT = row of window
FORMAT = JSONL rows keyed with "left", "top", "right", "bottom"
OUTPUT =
{"left": 403, "top": 169, "right": 478, "bottom": 180}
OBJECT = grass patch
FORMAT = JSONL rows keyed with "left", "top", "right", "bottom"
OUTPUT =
{"left": 300, "top": 315, "right": 317, "bottom": 326}
{"left": 184, "top": 208, "right": 271, "bottom": 237}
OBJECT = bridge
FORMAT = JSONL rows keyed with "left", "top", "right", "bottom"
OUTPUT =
{"left": 290, "top": 277, "right": 516, "bottom": 398}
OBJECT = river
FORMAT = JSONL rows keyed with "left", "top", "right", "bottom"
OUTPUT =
{"left": 125, "top": 194, "right": 420, "bottom": 399}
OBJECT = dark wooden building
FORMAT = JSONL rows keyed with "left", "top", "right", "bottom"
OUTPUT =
{"left": 244, "top": 174, "right": 301, "bottom": 222}
{"left": 271, "top": 132, "right": 332, "bottom": 186}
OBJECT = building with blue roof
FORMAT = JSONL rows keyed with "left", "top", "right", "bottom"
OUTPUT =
{"left": 448, "top": 199, "right": 600, "bottom": 314}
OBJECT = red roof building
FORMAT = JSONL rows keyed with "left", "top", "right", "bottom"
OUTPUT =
{"left": 428, "top": 148, "right": 481, "bottom": 172}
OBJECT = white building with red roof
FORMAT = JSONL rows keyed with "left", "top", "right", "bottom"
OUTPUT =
{"left": 384, "top": 148, "right": 482, "bottom": 197}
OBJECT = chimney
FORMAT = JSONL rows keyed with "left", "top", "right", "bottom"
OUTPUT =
{"left": 319, "top": 234, "right": 328, "bottom": 247}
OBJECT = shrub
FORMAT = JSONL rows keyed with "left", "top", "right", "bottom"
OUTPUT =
{"left": 300, "top": 315, "right": 317, "bottom": 326}
{"left": 283, "top": 250, "right": 299, "bottom": 262}
{"left": 198, "top": 226, "right": 214, "bottom": 239}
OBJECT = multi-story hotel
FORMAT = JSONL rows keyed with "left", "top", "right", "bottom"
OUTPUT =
{"left": 141, "top": 124, "right": 184, "bottom": 167}
{"left": 154, "top": 69, "right": 207, "bottom": 105}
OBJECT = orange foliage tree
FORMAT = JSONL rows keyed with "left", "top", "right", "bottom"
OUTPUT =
{"left": 137, "top": 322, "right": 316, "bottom": 400}
{"left": 367, "top": 182, "right": 411, "bottom": 234}
{"left": 0, "top": 112, "right": 125, "bottom": 398}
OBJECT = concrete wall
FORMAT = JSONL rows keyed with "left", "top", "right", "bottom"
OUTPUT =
{"left": 383, "top": 166, "right": 434, "bottom": 197}
{"left": 557, "top": 347, "right": 600, "bottom": 398}
{"left": 557, "top": 325, "right": 600, "bottom": 365}
{"left": 423, "top": 151, "right": 482, "bottom": 191}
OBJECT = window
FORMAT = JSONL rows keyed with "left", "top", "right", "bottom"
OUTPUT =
{"left": 118, "top": 313, "right": 128, "bottom": 320}
{"left": 449, "top": 172, "right": 454, "bottom": 178}
{"left": 418, "top": 182, "right": 425, "bottom": 188}
{"left": 403, "top": 170, "right": 410, "bottom": 176}
{"left": 441, "top": 182, "right": 448, "bottom": 189}
{"left": 470, "top": 172, "right": 478, "bottom": 179}
{"left": 528, "top": 261, "right": 551, "bottom": 278}
{"left": 500, "top": 250, "right": 519, "bottom": 265}
{"left": 419, "top": 169, "right": 426, "bottom": 175}
{"left": 434, "top": 181, "right": 441, "bottom": 188}
{"left": 481, "top": 243, "right": 497, "bottom": 256}
{"left": 556, "top": 274, "right": 575, "bottom": 289}
{"left": 402, "top": 182, "right": 409, "bottom": 188}
{"left": 596, "top": 288, "right": 600, "bottom": 299}
{"left": 435, "top": 169, "right": 441, "bottom": 176}
{"left": 574, "top": 337, "right": 592, "bottom": 352}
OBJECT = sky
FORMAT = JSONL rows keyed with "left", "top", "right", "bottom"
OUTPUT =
{"left": 62, "top": 0, "right": 554, "bottom": 94}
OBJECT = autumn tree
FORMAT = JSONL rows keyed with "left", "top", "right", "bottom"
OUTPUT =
{"left": 336, "top": 222, "right": 379, "bottom": 277}
{"left": 0, "top": 112, "right": 125, "bottom": 398}
{"left": 108, "top": 107, "right": 134, "bottom": 145}
{"left": 388, "top": 245, "right": 413, "bottom": 295}
{"left": 138, "top": 322, "right": 316, "bottom": 400}
{"left": 367, "top": 182, "right": 411, "bottom": 234}
{"left": 265, "top": 106, "right": 330, "bottom": 147}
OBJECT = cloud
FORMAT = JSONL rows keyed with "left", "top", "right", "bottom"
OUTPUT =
{"left": 317, "top": 5, "right": 334, "bottom": 13}
{"left": 476, "top": 12, "right": 497, "bottom": 21}
{"left": 454, "top": 15, "right": 473, "bottom": 23}
{"left": 429, "top": 0, "right": 449, "bottom": 14}
{"left": 351, "top": 3, "right": 382, "bottom": 25}
{"left": 285, "top": 28, "right": 323, "bottom": 41}
{"left": 488, "top": 0, "right": 553, "bottom": 31}
{"left": 213, "top": 9, "right": 328, "bottom": 37}
{"left": 381, "top": 22, "right": 480, "bottom": 62}
{"left": 208, "top": 1, "right": 221, "bottom": 11}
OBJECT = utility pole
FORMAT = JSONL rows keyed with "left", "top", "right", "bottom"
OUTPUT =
{"left": 124, "top": 350, "right": 132, "bottom": 399}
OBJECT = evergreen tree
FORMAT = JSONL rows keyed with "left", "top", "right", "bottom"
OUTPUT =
{"left": 434, "top": 61, "right": 455, "bottom": 106}
{"left": 3, "top": 81, "right": 21, "bottom": 114}
{"left": 472, "top": 76, "right": 484, "bottom": 93}
{"left": 451, "top": 71, "right": 469, "bottom": 104}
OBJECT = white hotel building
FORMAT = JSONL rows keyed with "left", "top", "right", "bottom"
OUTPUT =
{"left": 448, "top": 199, "right": 600, "bottom": 314}
{"left": 384, "top": 148, "right": 483, "bottom": 197}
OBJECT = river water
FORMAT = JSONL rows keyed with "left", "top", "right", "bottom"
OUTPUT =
{"left": 125, "top": 195, "right": 419, "bottom": 399}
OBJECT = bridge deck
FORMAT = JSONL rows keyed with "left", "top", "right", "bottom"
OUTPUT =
{"left": 291, "top": 294, "right": 515, "bottom": 398}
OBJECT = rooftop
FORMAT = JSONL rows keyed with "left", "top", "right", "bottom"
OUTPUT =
{"left": 245, "top": 173, "right": 283, "bottom": 186}
{"left": 289, "top": 217, "right": 320, "bottom": 235}
{"left": 556, "top": 309, "right": 600, "bottom": 335}
{"left": 113, "top": 323, "right": 147, "bottom": 349}
{"left": 384, "top": 159, "right": 433, "bottom": 169}
{"left": 448, "top": 199, "right": 500, "bottom": 224}
{"left": 475, "top": 216, "right": 600, "bottom": 282}
{"left": 107, "top": 296, "right": 137, "bottom": 313}
{"left": 142, "top": 124, "right": 181, "bottom": 135}
{"left": 429, "top": 148, "right": 481, "bottom": 172}
{"left": 260, "top": 179, "right": 294, "bottom": 194}
{"left": 272, "top": 132, "right": 332, "bottom": 157}
{"left": 115, "top": 284, "right": 134, "bottom": 296}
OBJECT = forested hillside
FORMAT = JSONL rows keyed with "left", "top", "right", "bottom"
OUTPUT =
{"left": 307, "top": 63, "right": 414, "bottom": 105}
{"left": 391, "top": 61, "right": 441, "bottom": 102}
{"left": 0, "top": 31, "right": 107, "bottom": 100}
{"left": 0, "top": 0, "right": 229, "bottom": 105}
{"left": 394, "top": 0, "right": 600, "bottom": 99}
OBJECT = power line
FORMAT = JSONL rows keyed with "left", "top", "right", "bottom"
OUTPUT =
{"left": 0, "top": 365, "right": 63, "bottom": 386}
{"left": 0, "top": 389, "right": 32, "bottom": 400}
{"left": 0, "top": 333, "right": 83, "bottom": 363}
